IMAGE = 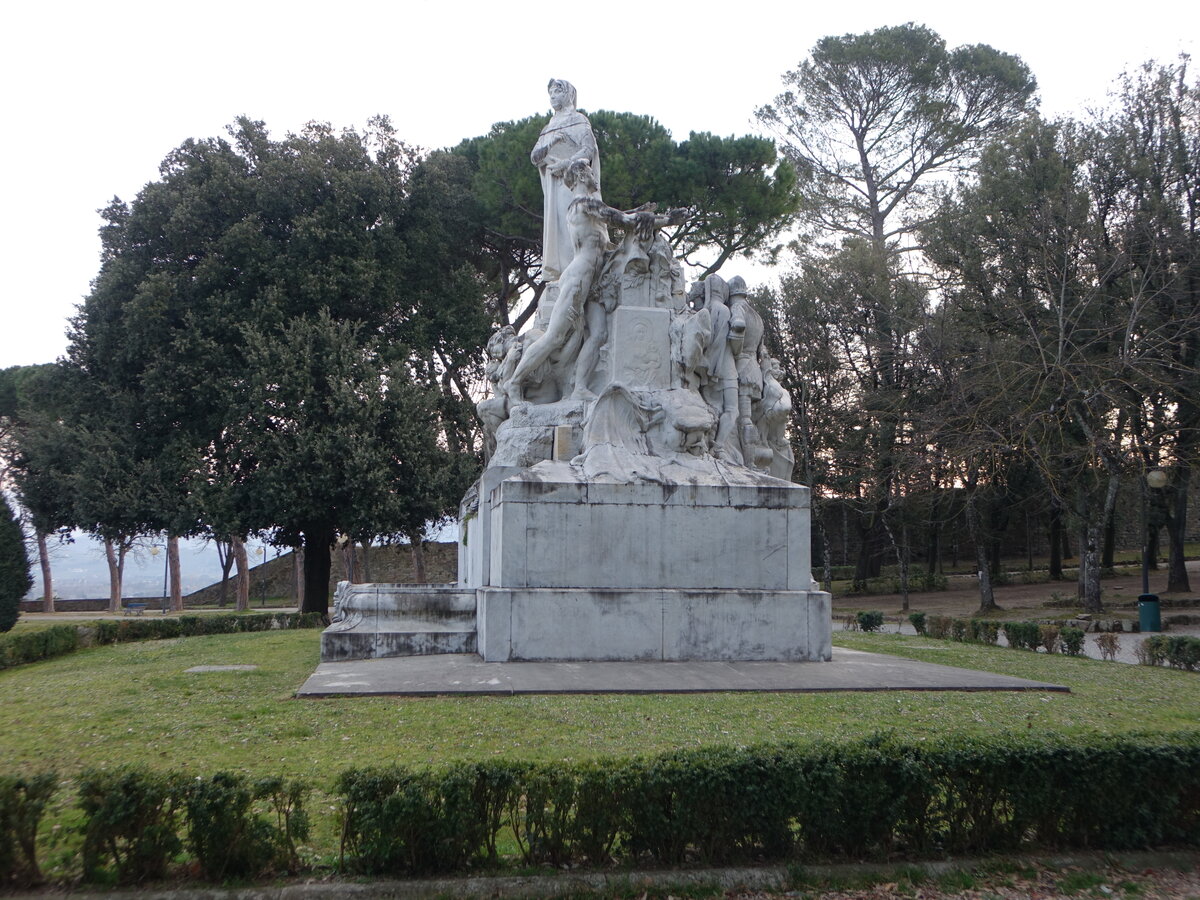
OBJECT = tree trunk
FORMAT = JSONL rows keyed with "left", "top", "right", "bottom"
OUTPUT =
{"left": 1026, "top": 513, "right": 1034, "bottom": 571}
{"left": 1166, "top": 463, "right": 1191, "bottom": 593}
{"left": 1080, "top": 475, "right": 1113, "bottom": 619}
{"left": 926, "top": 513, "right": 940, "bottom": 576}
{"left": 104, "top": 537, "right": 122, "bottom": 613}
{"left": 233, "top": 536, "right": 250, "bottom": 612}
{"left": 852, "top": 510, "right": 885, "bottom": 588}
{"left": 38, "top": 532, "right": 53, "bottom": 613}
{"left": 1078, "top": 516, "right": 1103, "bottom": 613}
{"left": 342, "top": 540, "right": 358, "bottom": 584}
{"left": 410, "top": 534, "right": 427, "bottom": 584}
{"left": 1102, "top": 510, "right": 1116, "bottom": 571}
{"left": 301, "top": 525, "right": 335, "bottom": 616}
{"left": 360, "top": 540, "right": 372, "bottom": 583}
{"left": 293, "top": 547, "right": 305, "bottom": 608}
{"left": 168, "top": 535, "right": 183, "bottom": 612}
{"left": 965, "top": 491, "right": 997, "bottom": 613}
{"left": 216, "top": 539, "right": 234, "bottom": 608}
{"left": 1049, "top": 503, "right": 1065, "bottom": 580}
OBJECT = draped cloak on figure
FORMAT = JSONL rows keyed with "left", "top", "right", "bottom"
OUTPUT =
{"left": 531, "top": 109, "right": 600, "bottom": 281}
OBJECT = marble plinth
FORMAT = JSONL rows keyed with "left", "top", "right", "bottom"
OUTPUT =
{"left": 477, "top": 587, "right": 830, "bottom": 662}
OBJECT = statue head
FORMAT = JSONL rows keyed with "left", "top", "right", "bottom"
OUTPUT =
{"left": 486, "top": 325, "right": 517, "bottom": 360}
{"left": 727, "top": 275, "right": 748, "bottom": 299}
{"left": 564, "top": 158, "right": 598, "bottom": 191}
{"left": 547, "top": 78, "right": 577, "bottom": 112}
{"left": 704, "top": 274, "right": 729, "bottom": 309}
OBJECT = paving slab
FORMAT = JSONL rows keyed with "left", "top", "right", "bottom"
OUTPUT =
{"left": 296, "top": 648, "right": 1067, "bottom": 697}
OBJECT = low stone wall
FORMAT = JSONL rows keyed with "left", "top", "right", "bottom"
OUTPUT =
{"left": 19, "top": 598, "right": 111, "bottom": 613}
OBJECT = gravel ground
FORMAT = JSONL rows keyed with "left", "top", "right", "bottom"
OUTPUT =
{"left": 833, "top": 619, "right": 1200, "bottom": 665}
{"left": 730, "top": 858, "right": 1200, "bottom": 899}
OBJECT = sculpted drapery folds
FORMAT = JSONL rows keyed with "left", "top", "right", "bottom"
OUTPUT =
{"left": 530, "top": 79, "right": 600, "bottom": 282}
{"left": 476, "top": 80, "right": 794, "bottom": 482}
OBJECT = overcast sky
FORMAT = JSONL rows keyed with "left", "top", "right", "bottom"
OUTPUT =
{"left": 2, "top": 0, "right": 1195, "bottom": 369}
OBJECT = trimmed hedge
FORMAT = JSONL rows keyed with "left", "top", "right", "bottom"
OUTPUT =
{"left": 0, "top": 613, "right": 323, "bottom": 674}
{"left": 921, "top": 616, "right": 1091, "bottom": 657}
{"left": 7, "top": 734, "right": 1200, "bottom": 883}
{"left": 337, "top": 734, "right": 1200, "bottom": 875}
{"left": 0, "top": 625, "right": 79, "bottom": 671}
{"left": 0, "top": 774, "right": 56, "bottom": 886}
{"left": 1138, "top": 635, "right": 1200, "bottom": 671}
{"left": 94, "top": 611, "right": 324, "bottom": 645}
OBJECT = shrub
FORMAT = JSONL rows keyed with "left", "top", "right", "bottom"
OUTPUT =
{"left": 78, "top": 768, "right": 186, "bottom": 883}
{"left": 1096, "top": 633, "right": 1121, "bottom": 661}
{"left": 1165, "top": 636, "right": 1200, "bottom": 671}
{"left": 1137, "top": 635, "right": 1170, "bottom": 667}
{"left": 968, "top": 620, "right": 1000, "bottom": 645}
{"left": 856, "top": 611, "right": 884, "bottom": 633}
{"left": 0, "top": 625, "right": 78, "bottom": 670}
{"left": 0, "top": 773, "right": 56, "bottom": 886}
{"left": 91, "top": 612, "right": 320, "bottom": 648}
{"left": 915, "top": 572, "right": 948, "bottom": 592}
{"left": 950, "top": 619, "right": 968, "bottom": 642}
{"left": 908, "top": 612, "right": 927, "bottom": 635}
{"left": 0, "top": 495, "right": 31, "bottom": 633}
{"left": 1, "top": 733, "right": 1196, "bottom": 882}
{"left": 623, "top": 746, "right": 801, "bottom": 864}
{"left": 1038, "top": 625, "right": 1062, "bottom": 654}
{"left": 185, "top": 772, "right": 309, "bottom": 880}
{"left": 927, "top": 615, "right": 953, "bottom": 639}
{"left": 1003, "top": 622, "right": 1041, "bottom": 651}
{"left": 336, "top": 763, "right": 498, "bottom": 875}
{"left": 1060, "top": 627, "right": 1086, "bottom": 656}
{"left": 335, "top": 735, "right": 1200, "bottom": 871}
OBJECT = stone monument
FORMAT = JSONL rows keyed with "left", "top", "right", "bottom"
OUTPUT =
{"left": 322, "top": 80, "right": 831, "bottom": 663}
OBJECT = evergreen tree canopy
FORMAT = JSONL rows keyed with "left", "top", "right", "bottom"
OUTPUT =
{"left": 0, "top": 493, "right": 31, "bottom": 631}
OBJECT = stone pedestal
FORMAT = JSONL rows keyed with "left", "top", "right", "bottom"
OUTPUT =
{"left": 466, "top": 461, "right": 831, "bottom": 662}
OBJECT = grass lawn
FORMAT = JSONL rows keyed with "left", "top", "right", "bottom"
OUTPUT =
{"left": 2, "top": 628, "right": 1198, "bottom": 875}
{"left": 1, "top": 629, "right": 1198, "bottom": 781}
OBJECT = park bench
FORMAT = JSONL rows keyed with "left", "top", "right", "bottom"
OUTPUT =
{"left": 124, "top": 603, "right": 147, "bottom": 616}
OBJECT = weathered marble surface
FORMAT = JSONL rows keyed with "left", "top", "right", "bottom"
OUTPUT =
{"left": 531, "top": 79, "right": 599, "bottom": 282}
{"left": 477, "top": 588, "right": 830, "bottom": 662}
{"left": 322, "top": 582, "right": 477, "bottom": 661}
{"left": 322, "top": 80, "right": 829, "bottom": 667}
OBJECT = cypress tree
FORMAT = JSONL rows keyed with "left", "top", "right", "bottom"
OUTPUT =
{"left": 0, "top": 494, "right": 32, "bottom": 632}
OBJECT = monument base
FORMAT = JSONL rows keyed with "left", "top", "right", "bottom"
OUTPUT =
{"left": 477, "top": 587, "right": 829, "bottom": 662}
{"left": 320, "top": 461, "right": 833, "bottom": 665}
{"left": 321, "top": 584, "right": 476, "bottom": 661}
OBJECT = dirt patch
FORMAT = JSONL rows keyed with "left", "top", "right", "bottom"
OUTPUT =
{"left": 831, "top": 560, "right": 1200, "bottom": 622}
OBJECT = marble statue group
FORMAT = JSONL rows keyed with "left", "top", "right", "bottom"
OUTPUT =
{"left": 477, "top": 79, "right": 795, "bottom": 484}
{"left": 323, "top": 80, "right": 831, "bottom": 665}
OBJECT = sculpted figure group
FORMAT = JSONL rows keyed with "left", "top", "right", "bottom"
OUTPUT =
{"left": 478, "top": 79, "right": 794, "bottom": 483}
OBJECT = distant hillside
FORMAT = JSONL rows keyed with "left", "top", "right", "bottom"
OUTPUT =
{"left": 185, "top": 541, "right": 459, "bottom": 606}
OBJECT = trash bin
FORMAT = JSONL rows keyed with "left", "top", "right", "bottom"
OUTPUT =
{"left": 1138, "top": 594, "right": 1162, "bottom": 633}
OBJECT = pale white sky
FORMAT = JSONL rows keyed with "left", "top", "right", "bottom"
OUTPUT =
{"left": 2, "top": 0, "right": 1195, "bottom": 368}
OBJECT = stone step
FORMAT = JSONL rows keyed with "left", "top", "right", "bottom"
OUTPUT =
{"left": 322, "top": 629, "right": 476, "bottom": 661}
{"left": 322, "top": 582, "right": 478, "bottom": 662}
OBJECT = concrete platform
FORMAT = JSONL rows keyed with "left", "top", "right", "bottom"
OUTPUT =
{"left": 296, "top": 647, "right": 1068, "bottom": 697}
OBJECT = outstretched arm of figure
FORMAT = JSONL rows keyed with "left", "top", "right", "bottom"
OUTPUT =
{"left": 633, "top": 207, "right": 689, "bottom": 241}
{"left": 581, "top": 201, "right": 689, "bottom": 239}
